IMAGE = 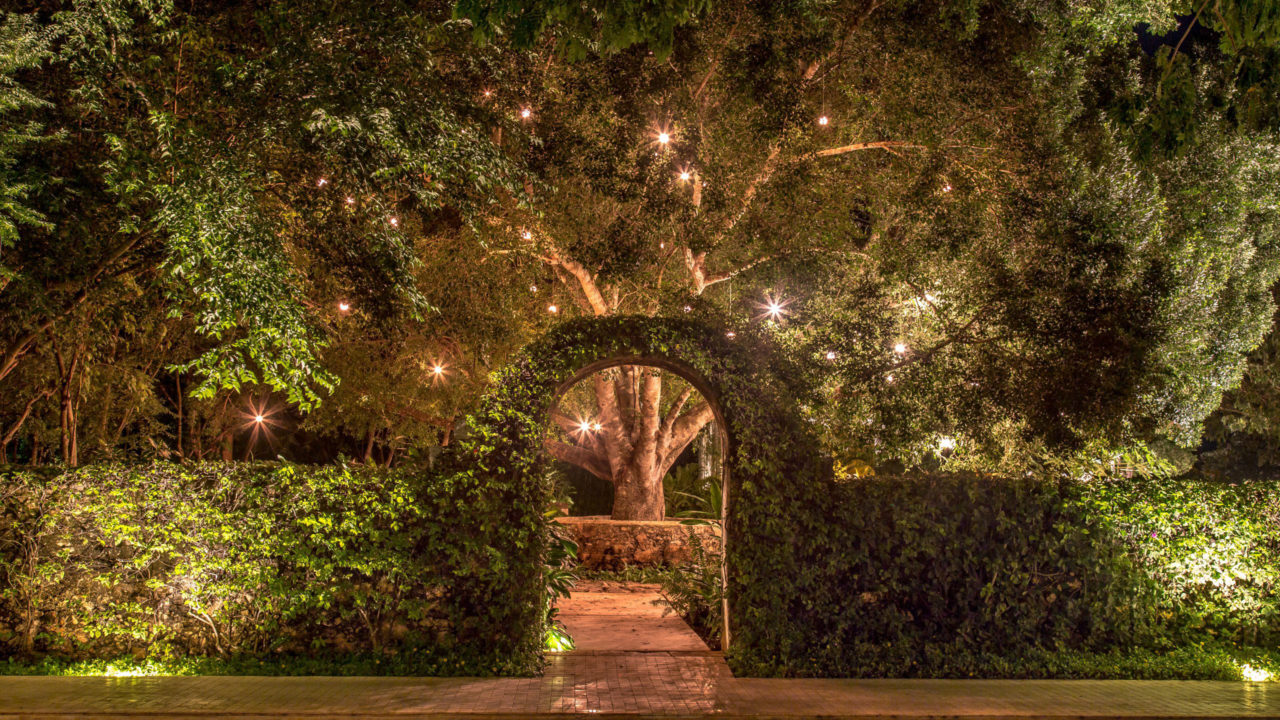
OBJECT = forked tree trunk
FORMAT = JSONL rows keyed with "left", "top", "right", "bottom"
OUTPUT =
{"left": 546, "top": 365, "right": 715, "bottom": 521}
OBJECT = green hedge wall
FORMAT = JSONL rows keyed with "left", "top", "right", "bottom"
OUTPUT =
{"left": 0, "top": 462, "right": 546, "bottom": 675}
{"left": 739, "top": 472, "right": 1280, "bottom": 677}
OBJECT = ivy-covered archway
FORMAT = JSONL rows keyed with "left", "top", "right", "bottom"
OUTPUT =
{"left": 463, "top": 315, "right": 838, "bottom": 665}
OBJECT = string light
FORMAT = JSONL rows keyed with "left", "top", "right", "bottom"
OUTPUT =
{"left": 254, "top": 414, "right": 265, "bottom": 424}
{"left": 531, "top": 284, "right": 538, "bottom": 293}
{"left": 817, "top": 115, "right": 829, "bottom": 126}
{"left": 482, "top": 89, "right": 492, "bottom": 98}
{"left": 345, "top": 196, "right": 354, "bottom": 205}
{"left": 886, "top": 373, "right": 895, "bottom": 383}
{"left": 338, "top": 301, "right": 351, "bottom": 312}
{"left": 678, "top": 169, "right": 692, "bottom": 181}
{"left": 389, "top": 217, "right": 399, "bottom": 227}
{"left": 432, "top": 364, "right": 445, "bottom": 376}
{"left": 657, "top": 131, "right": 670, "bottom": 144}
{"left": 520, "top": 107, "right": 532, "bottom": 119}
{"left": 726, "top": 330, "right": 736, "bottom": 339}
{"left": 683, "top": 305, "right": 692, "bottom": 313}
{"left": 317, "top": 178, "right": 327, "bottom": 187}
{"left": 938, "top": 437, "right": 956, "bottom": 452}
{"left": 521, "top": 230, "right": 532, "bottom": 240}
{"left": 660, "top": 242, "right": 666, "bottom": 249}
{"left": 760, "top": 293, "right": 790, "bottom": 320}
{"left": 548, "top": 304, "right": 558, "bottom": 314}
{"left": 942, "top": 183, "right": 952, "bottom": 192}
{"left": 826, "top": 350, "right": 837, "bottom": 360}
{"left": 894, "top": 343, "right": 907, "bottom": 354}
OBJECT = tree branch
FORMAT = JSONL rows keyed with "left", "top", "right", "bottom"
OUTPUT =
{"left": 812, "top": 141, "right": 925, "bottom": 158}
{"left": 544, "top": 437, "right": 612, "bottom": 481}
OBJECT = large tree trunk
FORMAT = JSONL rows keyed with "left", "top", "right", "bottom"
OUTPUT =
{"left": 612, "top": 465, "right": 666, "bottom": 520}
{"left": 547, "top": 366, "right": 715, "bottom": 521}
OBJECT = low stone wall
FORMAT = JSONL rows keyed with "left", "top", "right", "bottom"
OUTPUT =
{"left": 555, "top": 516, "right": 721, "bottom": 570}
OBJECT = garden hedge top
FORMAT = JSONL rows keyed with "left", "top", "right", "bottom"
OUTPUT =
{"left": 461, "top": 315, "right": 838, "bottom": 652}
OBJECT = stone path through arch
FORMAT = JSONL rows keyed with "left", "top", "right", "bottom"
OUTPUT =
{"left": 554, "top": 581, "right": 712, "bottom": 653}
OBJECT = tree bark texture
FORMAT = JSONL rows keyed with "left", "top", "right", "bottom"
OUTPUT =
{"left": 546, "top": 366, "right": 715, "bottom": 520}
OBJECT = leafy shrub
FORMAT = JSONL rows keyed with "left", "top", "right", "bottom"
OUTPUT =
{"left": 0, "top": 461, "right": 548, "bottom": 675}
{"left": 731, "top": 471, "right": 1280, "bottom": 677}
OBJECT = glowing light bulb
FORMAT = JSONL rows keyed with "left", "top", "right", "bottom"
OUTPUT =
{"left": 657, "top": 132, "right": 670, "bottom": 144}
{"left": 530, "top": 284, "right": 538, "bottom": 293}
{"left": 683, "top": 305, "right": 692, "bottom": 313}
{"left": 521, "top": 230, "right": 532, "bottom": 240}
{"left": 894, "top": 343, "right": 907, "bottom": 354}
{"left": 660, "top": 242, "right": 665, "bottom": 249}
{"left": 432, "top": 364, "right": 445, "bottom": 376}
{"left": 817, "top": 115, "right": 829, "bottom": 126}
{"left": 520, "top": 107, "right": 531, "bottom": 119}
{"left": 826, "top": 350, "right": 837, "bottom": 360}
{"left": 886, "top": 373, "right": 895, "bottom": 383}
{"left": 943, "top": 183, "right": 952, "bottom": 192}
{"left": 726, "top": 330, "right": 736, "bottom": 339}
{"left": 679, "top": 170, "right": 691, "bottom": 181}
{"left": 345, "top": 196, "right": 354, "bottom": 205}
{"left": 317, "top": 178, "right": 327, "bottom": 187}
{"left": 591, "top": 422, "right": 602, "bottom": 432}
{"left": 483, "top": 89, "right": 492, "bottom": 98}
{"left": 938, "top": 437, "right": 956, "bottom": 452}
{"left": 548, "top": 304, "right": 558, "bottom": 314}
{"left": 389, "top": 217, "right": 399, "bottom": 227}
{"left": 254, "top": 414, "right": 265, "bottom": 424}
{"left": 338, "top": 301, "right": 350, "bottom": 312}
{"left": 579, "top": 420, "right": 593, "bottom": 433}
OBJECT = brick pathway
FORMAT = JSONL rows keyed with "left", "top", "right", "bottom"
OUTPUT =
{"left": 556, "top": 585, "right": 709, "bottom": 652}
{"left": 0, "top": 653, "right": 1276, "bottom": 718}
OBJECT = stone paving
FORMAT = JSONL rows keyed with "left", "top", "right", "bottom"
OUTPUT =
{"left": 0, "top": 656, "right": 1276, "bottom": 718}
{"left": 556, "top": 584, "right": 709, "bottom": 652}
{"left": 1, "top": 586, "right": 1275, "bottom": 718}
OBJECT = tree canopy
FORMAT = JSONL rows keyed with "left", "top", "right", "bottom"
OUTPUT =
{"left": 2, "top": 0, "right": 1280, "bottom": 474}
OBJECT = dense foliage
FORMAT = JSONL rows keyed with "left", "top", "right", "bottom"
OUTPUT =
{"left": 469, "top": 316, "right": 1280, "bottom": 678}
{"left": 2, "top": 0, "right": 1280, "bottom": 476}
{"left": 0, "top": 462, "right": 548, "bottom": 675}
{"left": 737, "top": 471, "right": 1280, "bottom": 677}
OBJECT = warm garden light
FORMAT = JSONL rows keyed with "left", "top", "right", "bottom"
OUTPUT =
{"left": 432, "top": 364, "right": 445, "bottom": 376}
{"left": 345, "top": 196, "right": 354, "bottom": 204}
{"left": 818, "top": 115, "right": 829, "bottom": 126}
{"left": 679, "top": 169, "right": 691, "bottom": 181}
{"left": 520, "top": 107, "right": 531, "bottom": 119}
{"left": 389, "top": 217, "right": 398, "bottom": 226}
{"left": 254, "top": 414, "right": 264, "bottom": 424}
{"left": 894, "top": 343, "right": 907, "bottom": 354}
{"left": 548, "top": 304, "right": 558, "bottom": 313}
{"left": 943, "top": 183, "right": 952, "bottom": 192}
{"left": 338, "top": 301, "right": 350, "bottom": 312}
{"left": 938, "top": 436, "right": 956, "bottom": 452}
{"left": 826, "top": 350, "right": 837, "bottom": 360}
{"left": 1241, "top": 664, "right": 1273, "bottom": 682}
{"left": 726, "top": 330, "right": 736, "bottom": 339}
{"left": 522, "top": 230, "right": 532, "bottom": 239}
{"left": 657, "top": 131, "right": 670, "bottom": 144}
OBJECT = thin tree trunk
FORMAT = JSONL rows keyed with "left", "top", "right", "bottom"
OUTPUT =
{"left": 175, "top": 375, "right": 184, "bottom": 459}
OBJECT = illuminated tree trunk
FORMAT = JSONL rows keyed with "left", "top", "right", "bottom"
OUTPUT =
{"left": 546, "top": 365, "right": 714, "bottom": 520}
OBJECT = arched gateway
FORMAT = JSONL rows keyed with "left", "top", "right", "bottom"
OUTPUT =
{"left": 464, "top": 316, "right": 837, "bottom": 665}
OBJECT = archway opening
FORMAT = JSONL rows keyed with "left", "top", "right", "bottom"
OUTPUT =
{"left": 543, "top": 359, "right": 730, "bottom": 653}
